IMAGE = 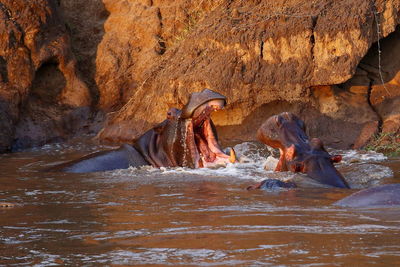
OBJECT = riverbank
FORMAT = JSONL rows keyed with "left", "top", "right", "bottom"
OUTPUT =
{"left": 1, "top": 0, "right": 400, "bottom": 152}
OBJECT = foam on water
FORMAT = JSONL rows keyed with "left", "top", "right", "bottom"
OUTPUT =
{"left": 16, "top": 140, "right": 390, "bottom": 187}
{"left": 330, "top": 148, "right": 387, "bottom": 164}
{"left": 106, "top": 142, "right": 294, "bottom": 184}
{"left": 340, "top": 163, "right": 394, "bottom": 188}
{"left": 107, "top": 142, "right": 393, "bottom": 188}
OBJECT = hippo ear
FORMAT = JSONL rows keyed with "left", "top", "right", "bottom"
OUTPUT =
{"left": 331, "top": 155, "right": 342, "bottom": 163}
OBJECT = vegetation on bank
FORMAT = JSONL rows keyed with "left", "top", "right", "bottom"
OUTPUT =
{"left": 365, "top": 132, "right": 400, "bottom": 157}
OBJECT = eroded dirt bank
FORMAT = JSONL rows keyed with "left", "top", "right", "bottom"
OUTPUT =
{"left": 0, "top": 0, "right": 94, "bottom": 151}
{"left": 1, "top": 0, "right": 400, "bottom": 152}
{"left": 96, "top": 0, "right": 400, "bottom": 149}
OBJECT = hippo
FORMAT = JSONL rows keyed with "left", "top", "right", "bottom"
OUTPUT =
{"left": 48, "top": 89, "right": 236, "bottom": 173}
{"left": 248, "top": 112, "right": 349, "bottom": 190}
{"left": 334, "top": 184, "right": 400, "bottom": 208}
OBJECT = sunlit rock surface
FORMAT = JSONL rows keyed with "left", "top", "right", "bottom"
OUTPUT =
{"left": 1, "top": 0, "right": 400, "bottom": 151}
{"left": 97, "top": 0, "right": 400, "bottom": 149}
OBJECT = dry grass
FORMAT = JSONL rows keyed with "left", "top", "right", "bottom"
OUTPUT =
{"left": 365, "top": 132, "right": 400, "bottom": 157}
{"left": 167, "top": 0, "right": 226, "bottom": 47}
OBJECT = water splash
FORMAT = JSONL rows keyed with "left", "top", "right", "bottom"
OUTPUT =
{"left": 105, "top": 142, "right": 393, "bottom": 188}
{"left": 329, "top": 149, "right": 387, "bottom": 164}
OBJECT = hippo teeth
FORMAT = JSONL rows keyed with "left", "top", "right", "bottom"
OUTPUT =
{"left": 229, "top": 148, "right": 236, "bottom": 163}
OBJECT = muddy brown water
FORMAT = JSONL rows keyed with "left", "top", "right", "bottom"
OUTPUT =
{"left": 1, "top": 141, "right": 400, "bottom": 266}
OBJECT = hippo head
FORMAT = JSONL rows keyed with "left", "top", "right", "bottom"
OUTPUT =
{"left": 136, "top": 89, "right": 236, "bottom": 168}
{"left": 257, "top": 112, "right": 349, "bottom": 188}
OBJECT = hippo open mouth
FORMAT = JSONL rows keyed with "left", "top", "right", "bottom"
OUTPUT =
{"left": 48, "top": 89, "right": 236, "bottom": 173}
{"left": 181, "top": 90, "right": 236, "bottom": 168}
{"left": 254, "top": 112, "right": 349, "bottom": 188}
{"left": 189, "top": 99, "right": 236, "bottom": 168}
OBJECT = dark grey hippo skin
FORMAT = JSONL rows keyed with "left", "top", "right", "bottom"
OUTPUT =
{"left": 49, "top": 144, "right": 148, "bottom": 173}
{"left": 250, "top": 112, "right": 349, "bottom": 189}
{"left": 334, "top": 184, "right": 400, "bottom": 208}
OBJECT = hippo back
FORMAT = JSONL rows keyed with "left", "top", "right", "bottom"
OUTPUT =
{"left": 334, "top": 184, "right": 400, "bottom": 208}
{"left": 48, "top": 144, "right": 148, "bottom": 173}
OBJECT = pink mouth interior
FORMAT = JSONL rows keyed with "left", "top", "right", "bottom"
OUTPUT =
{"left": 191, "top": 102, "right": 230, "bottom": 168}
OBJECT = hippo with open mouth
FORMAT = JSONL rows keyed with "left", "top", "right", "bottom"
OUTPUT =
{"left": 48, "top": 89, "right": 236, "bottom": 173}
{"left": 248, "top": 112, "right": 349, "bottom": 190}
{"left": 248, "top": 112, "right": 400, "bottom": 209}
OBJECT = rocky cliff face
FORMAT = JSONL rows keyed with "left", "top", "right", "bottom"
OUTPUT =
{"left": 97, "top": 0, "right": 400, "bottom": 149}
{"left": 1, "top": 0, "right": 400, "bottom": 152}
{"left": 0, "top": 0, "right": 92, "bottom": 151}
{"left": 94, "top": 0, "right": 226, "bottom": 111}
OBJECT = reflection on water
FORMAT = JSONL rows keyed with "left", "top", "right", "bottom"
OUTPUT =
{"left": 1, "top": 141, "right": 400, "bottom": 266}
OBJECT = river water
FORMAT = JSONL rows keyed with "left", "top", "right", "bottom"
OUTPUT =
{"left": 1, "top": 140, "right": 400, "bottom": 266}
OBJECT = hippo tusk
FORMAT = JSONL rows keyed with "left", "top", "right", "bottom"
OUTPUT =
{"left": 229, "top": 148, "right": 236, "bottom": 163}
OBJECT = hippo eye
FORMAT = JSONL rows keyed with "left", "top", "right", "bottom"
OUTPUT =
{"left": 298, "top": 120, "right": 305, "bottom": 131}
